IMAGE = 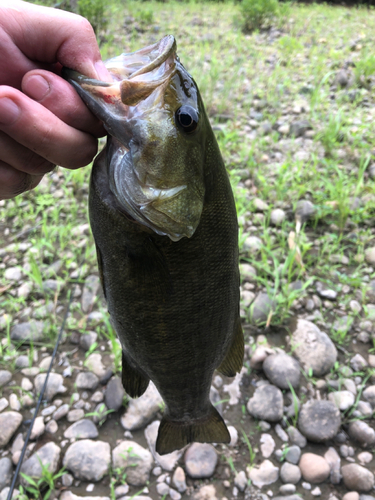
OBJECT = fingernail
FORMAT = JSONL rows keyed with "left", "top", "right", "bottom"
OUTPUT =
{"left": 25, "top": 75, "right": 50, "bottom": 101}
{"left": 94, "top": 61, "right": 112, "bottom": 82}
{"left": 0, "top": 98, "right": 20, "bottom": 124}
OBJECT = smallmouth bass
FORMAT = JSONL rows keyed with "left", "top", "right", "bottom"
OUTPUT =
{"left": 64, "top": 36, "right": 243, "bottom": 455}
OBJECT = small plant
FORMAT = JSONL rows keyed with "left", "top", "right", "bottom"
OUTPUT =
{"left": 241, "top": 429, "right": 256, "bottom": 467}
{"left": 77, "top": 0, "right": 108, "bottom": 36}
{"left": 354, "top": 53, "right": 375, "bottom": 88}
{"left": 224, "top": 455, "right": 237, "bottom": 475}
{"left": 238, "top": 0, "right": 280, "bottom": 33}
{"left": 287, "top": 381, "right": 300, "bottom": 427}
{"left": 20, "top": 462, "right": 66, "bottom": 500}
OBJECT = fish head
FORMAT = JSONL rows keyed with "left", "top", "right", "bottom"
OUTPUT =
{"left": 63, "top": 36, "right": 207, "bottom": 241}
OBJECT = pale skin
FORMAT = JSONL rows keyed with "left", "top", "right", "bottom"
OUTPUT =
{"left": 0, "top": 0, "right": 112, "bottom": 200}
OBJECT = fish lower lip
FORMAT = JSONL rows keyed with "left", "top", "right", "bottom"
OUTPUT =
{"left": 141, "top": 184, "right": 186, "bottom": 201}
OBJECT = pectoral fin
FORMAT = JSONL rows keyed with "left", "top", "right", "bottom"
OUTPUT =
{"left": 217, "top": 318, "right": 244, "bottom": 377}
{"left": 121, "top": 352, "right": 150, "bottom": 398}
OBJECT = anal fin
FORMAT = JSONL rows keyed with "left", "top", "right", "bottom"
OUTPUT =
{"left": 121, "top": 352, "right": 150, "bottom": 398}
{"left": 155, "top": 404, "right": 230, "bottom": 455}
{"left": 217, "top": 318, "right": 244, "bottom": 377}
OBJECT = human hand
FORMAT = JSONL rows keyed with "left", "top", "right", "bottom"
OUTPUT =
{"left": 0, "top": 0, "right": 111, "bottom": 200}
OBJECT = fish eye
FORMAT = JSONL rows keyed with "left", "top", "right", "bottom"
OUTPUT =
{"left": 175, "top": 105, "right": 199, "bottom": 133}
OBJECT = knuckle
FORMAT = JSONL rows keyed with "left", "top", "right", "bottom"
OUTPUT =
{"left": 0, "top": 164, "right": 32, "bottom": 199}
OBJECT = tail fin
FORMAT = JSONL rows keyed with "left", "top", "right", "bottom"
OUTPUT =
{"left": 155, "top": 404, "right": 230, "bottom": 455}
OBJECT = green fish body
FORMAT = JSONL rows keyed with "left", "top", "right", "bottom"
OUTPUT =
{"left": 64, "top": 36, "right": 243, "bottom": 454}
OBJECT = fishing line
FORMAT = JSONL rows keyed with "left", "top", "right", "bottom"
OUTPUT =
{"left": 7, "top": 281, "right": 77, "bottom": 500}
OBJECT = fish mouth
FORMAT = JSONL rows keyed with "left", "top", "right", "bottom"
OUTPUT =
{"left": 63, "top": 36, "right": 203, "bottom": 241}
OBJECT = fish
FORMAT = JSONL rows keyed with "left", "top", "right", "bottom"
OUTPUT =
{"left": 63, "top": 35, "right": 244, "bottom": 455}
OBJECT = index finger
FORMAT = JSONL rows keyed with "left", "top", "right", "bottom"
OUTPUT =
{"left": 0, "top": 0, "right": 111, "bottom": 84}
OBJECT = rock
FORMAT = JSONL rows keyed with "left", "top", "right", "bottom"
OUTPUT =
{"left": 20, "top": 442, "right": 60, "bottom": 485}
{"left": 363, "top": 385, "right": 375, "bottom": 407}
{"left": 53, "top": 403, "right": 70, "bottom": 421}
{"left": 193, "top": 485, "right": 218, "bottom": 500}
{"left": 292, "top": 319, "right": 337, "bottom": 376}
{"left": 64, "top": 440, "right": 110, "bottom": 482}
{"left": 60, "top": 494, "right": 110, "bottom": 500}
{"left": 0, "top": 371, "right": 11, "bottom": 387}
{"left": 10, "top": 320, "right": 44, "bottom": 342}
{"left": 79, "top": 331, "right": 98, "bottom": 351}
{"left": 228, "top": 425, "right": 238, "bottom": 446}
{"left": 85, "top": 353, "right": 107, "bottom": 379}
{"left": 42, "top": 279, "right": 63, "bottom": 294}
{"left": 0, "top": 398, "right": 8, "bottom": 413}
{"left": 299, "top": 453, "right": 330, "bottom": 483}
{"left": 30, "top": 416, "right": 45, "bottom": 440}
{"left": 285, "top": 445, "right": 301, "bottom": 464}
{"left": 328, "top": 390, "right": 355, "bottom": 410}
{"left": 250, "top": 292, "right": 275, "bottom": 324}
{"left": 46, "top": 420, "right": 58, "bottom": 434}
{"left": 81, "top": 275, "right": 101, "bottom": 313}
{"left": 275, "top": 423, "right": 288, "bottom": 442}
{"left": 342, "top": 493, "right": 360, "bottom": 500}
{"left": 260, "top": 433, "right": 275, "bottom": 458}
{"left": 121, "top": 382, "right": 163, "bottom": 431}
{"left": 9, "top": 394, "right": 20, "bottom": 411}
{"left": 250, "top": 345, "right": 270, "bottom": 369}
{"left": 5, "top": 266, "right": 22, "bottom": 281}
{"left": 15, "top": 355, "right": 29, "bottom": 368}
{"left": 67, "top": 408, "right": 84, "bottom": 422}
{"left": 223, "top": 372, "right": 243, "bottom": 406}
{"left": 357, "top": 401, "right": 373, "bottom": 418}
{"left": 184, "top": 443, "right": 217, "bottom": 479}
{"left": 347, "top": 421, "right": 375, "bottom": 447}
{"left": 21, "top": 377, "right": 33, "bottom": 392}
{"left": 144, "top": 420, "right": 183, "bottom": 471}
{"left": 76, "top": 371, "right": 99, "bottom": 390}
{"left": 287, "top": 426, "right": 307, "bottom": 448}
{"left": 0, "top": 457, "right": 12, "bottom": 490}
{"left": 280, "top": 463, "right": 301, "bottom": 484}
{"left": 64, "top": 419, "right": 99, "bottom": 440}
{"left": 290, "top": 120, "right": 312, "bottom": 137}
{"left": 105, "top": 376, "right": 125, "bottom": 411}
{"left": 262, "top": 353, "right": 300, "bottom": 389}
{"left": 298, "top": 400, "right": 341, "bottom": 442}
{"left": 172, "top": 466, "right": 187, "bottom": 493}
{"left": 34, "top": 373, "right": 66, "bottom": 401}
{"left": 247, "top": 384, "right": 283, "bottom": 422}
{"left": 0, "top": 488, "right": 20, "bottom": 500}
{"left": 365, "top": 247, "right": 375, "bottom": 265}
{"left": 270, "top": 208, "right": 286, "bottom": 226}
{"left": 243, "top": 235, "right": 262, "bottom": 254}
{"left": 358, "top": 452, "right": 373, "bottom": 465}
{"left": 240, "top": 263, "right": 257, "bottom": 281}
{"left": 0, "top": 412, "right": 22, "bottom": 447}
{"left": 295, "top": 200, "right": 316, "bottom": 223}
{"left": 351, "top": 353, "right": 368, "bottom": 371}
{"left": 342, "top": 464, "right": 374, "bottom": 492}
{"left": 112, "top": 440, "right": 153, "bottom": 486}
{"left": 248, "top": 459, "right": 279, "bottom": 488}
{"left": 324, "top": 446, "right": 341, "bottom": 484}
{"left": 92, "top": 403, "right": 108, "bottom": 425}
{"left": 234, "top": 470, "right": 247, "bottom": 492}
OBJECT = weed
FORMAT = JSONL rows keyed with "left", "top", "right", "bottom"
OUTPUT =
{"left": 20, "top": 462, "right": 65, "bottom": 500}
{"left": 77, "top": 0, "right": 108, "bottom": 36}
{"left": 241, "top": 429, "right": 256, "bottom": 467}
{"left": 237, "top": 0, "right": 280, "bottom": 33}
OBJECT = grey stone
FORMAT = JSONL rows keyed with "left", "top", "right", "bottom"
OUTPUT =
{"left": 0, "top": 488, "right": 20, "bottom": 500}
{"left": 295, "top": 200, "right": 316, "bottom": 223}
{"left": 67, "top": 409, "right": 84, "bottom": 422}
{"left": 260, "top": 433, "right": 275, "bottom": 458}
{"left": 11, "top": 320, "right": 44, "bottom": 342}
{"left": 363, "top": 385, "right": 375, "bottom": 407}
{"left": 324, "top": 446, "right": 341, "bottom": 484}
{"left": 45, "top": 420, "right": 58, "bottom": 434}
{"left": 42, "top": 279, "right": 63, "bottom": 294}
{"left": 248, "top": 459, "right": 279, "bottom": 488}
{"left": 279, "top": 485, "right": 296, "bottom": 495}
{"left": 81, "top": 275, "right": 101, "bottom": 313}
{"left": 76, "top": 371, "right": 99, "bottom": 391}
{"left": 328, "top": 390, "right": 355, "bottom": 410}
{"left": 121, "top": 382, "right": 163, "bottom": 431}
{"left": 365, "top": 247, "right": 375, "bottom": 265}
{"left": 112, "top": 440, "right": 153, "bottom": 486}
{"left": 184, "top": 443, "right": 217, "bottom": 479}
{"left": 63, "top": 439, "right": 110, "bottom": 482}
{"left": 0, "top": 398, "right": 8, "bottom": 413}
{"left": 92, "top": 403, "right": 108, "bottom": 425}
{"left": 243, "top": 235, "right": 262, "bottom": 254}
{"left": 144, "top": 420, "right": 183, "bottom": 471}
{"left": 30, "top": 416, "right": 45, "bottom": 440}
{"left": 285, "top": 445, "right": 301, "bottom": 465}
{"left": 0, "top": 457, "right": 12, "bottom": 490}
{"left": 64, "top": 419, "right": 99, "bottom": 440}
{"left": 0, "top": 412, "right": 22, "bottom": 447}
{"left": 20, "top": 442, "right": 60, "bottom": 485}
{"left": 290, "top": 120, "right": 312, "bottom": 137}
{"left": 342, "top": 464, "right": 374, "bottom": 492}
{"left": 15, "top": 355, "right": 29, "bottom": 368}
{"left": 53, "top": 403, "right": 70, "bottom": 421}
{"left": 247, "top": 384, "right": 283, "bottom": 422}
{"left": 240, "top": 263, "right": 257, "bottom": 281}
{"left": 270, "top": 208, "right": 286, "bottom": 226}
{"left": 105, "top": 376, "right": 125, "bottom": 411}
{"left": 234, "top": 470, "right": 247, "bottom": 492}
{"left": 357, "top": 401, "right": 373, "bottom": 418}
{"left": 298, "top": 400, "right": 341, "bottom": 442}
{"left": 275, "top": 423, "right": 288, "bottom": 442}
{"left": 0, "top": 371, "right": 11, "bottom": 387}
{"left": 172, "top": 466, "right": 187, "bottom": 493}
{"left": 348, "top": 421, "right": 375, "bottom": 447}
{"left": 287, "top": 426, "right": 307, "bottom": 448}
{"left": 34, "top": 373, "right": 66, "bottom": 401}
{"left": 280, "top": 463, "right": 301, "bottom": 484}
{"left": 79, "top": 331, "right": 98, "bottom": 351}
{"left": 250, "top": 292, "right": 275, "bottom": 324}
{"left": 262, "top": 353, "right": 300, "bottom": 389}
{"left": 292, "top": 319, "right": 337, "bottom": 376}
